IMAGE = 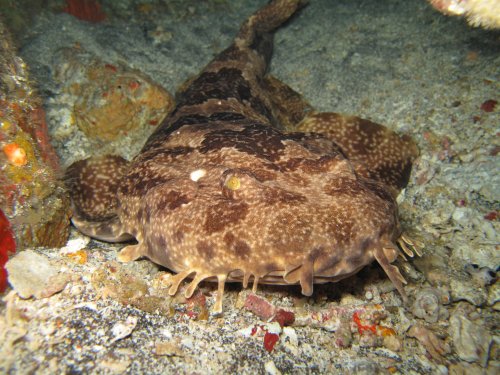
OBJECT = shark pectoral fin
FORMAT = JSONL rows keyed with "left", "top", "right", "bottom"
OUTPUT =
{"left": 71, "top": 215, "right": 132, "bottom": 243}
{"left": 65, "top": 155, "right": 129, "bottom": 223}
{"left": 297, "top": 112, "right": 419, "bottom": 194}
{"left": 117, "top": 243, "right": 146, "bottom": 262}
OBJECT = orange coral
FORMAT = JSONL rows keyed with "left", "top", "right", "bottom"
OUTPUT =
{"left": 3, "top": 142, "right": 27, "bottom": 166}
{"left": 66, "top": 249, "right": 88, "bottom": 264}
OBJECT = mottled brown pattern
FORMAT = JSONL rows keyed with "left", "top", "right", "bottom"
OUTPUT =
{"left": 262, "top": 186, "right": 307, "bottom": 205}
{"left": 204, "top": 201, "right": 250, "bottom": 234}
{"left": 234, "top": 239, "right": 252, "bottom": 260}
{"left": 156, "top": 235, "right": 168, "bottom": 250}
{"left": 197, "top": 241, "right": 215, "bottom": 261}
{"left": 278, "top": 154, "right": 345, "bottom": 174}
{"left": 65, "top": 0, "right": 420, "bottom": 313}
{"left": 199, "top": 125, "right": 286, "bottom": 162}
{"left": 173, "top": 229, "right": 184, "bottom": 244}
{"left": 297, "top": 112, "right": 418, "bottom": 194}
{"left": 120, "top": 171, "right": 170, "bottom": 196}
{"left": 157, "top": 190, "right": 191, "bottom": 210}
{"left": 178, "top": 68, "right": 274, "bottom": 123}
{"left": 249, "top": 167, "right": 278, "bottom": 182}
{"left": 65, "top": 155, "right": 129, "bottom": 221}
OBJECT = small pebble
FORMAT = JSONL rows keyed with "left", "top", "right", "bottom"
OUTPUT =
{"left": 449, "top": 305, "right": 492, "bottom": 367}
{"left": 6, "top": 250, "right": 67, "bottom": 299}
{"left": 265, "top": 360, "right": 281, "bottom": 375}
{"left": 350, "top": 359, "right": 384, "bottom": 375}
{"left": 154, "top": 341, "right": 185, "bottom": 357}
{"left": 110, "top": 316, "right": 138, "bottom": 344}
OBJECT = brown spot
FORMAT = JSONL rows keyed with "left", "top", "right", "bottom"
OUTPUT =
{"left": 223, "top": 232, "right": 236, "bottom": 247}
{"left": 177, "top": 68, "right": 273, "bottom": 121}
{"left": 157, "top": 190, "right": 191, "bottom": 210}
{"left": 324, "top": 176, "right": 360, "bottom": 197}
{"left": 278, "top": 157, "right": 304, "bottom": 172}
{"left": 480, "top": 99, "right": 497, "bottom": 112}
{"left": 263, "top": 187, "right": 307, "bottom": 205}
{"left": 234, "top": 240, "right": 251, "bottom": 259}
{"left": 263, "top": 262, "right": 280, "bottom": 273}
{"left": 304, "top": 155, "right": 345, "bottom": 174}
{"left": 308, "top": 246, "right": 342, "bottom": 274}
{"left": 137, "top": 207, "right": 144, "bottom": 221}
{"left": 146, "top": 237, "right": 155, "bottom": 251}
{"left": 143, "top": 205, "right": 152, "bottom": 223}
{"left": 143, "top": 114, "right": 202, "bottom": 147}
{"left": 325, "top": 215, "right": 355, "bottom": 246}
{"left": 157, "top": 235, "right": 168, "bottom": 249}
{"left": 174, "top": 230, "right": 185, "bottom": 243}
{"left": 280, "top": 155, "right": 345, "bottom": 175}
{"left": 217, "top": 44, "right": 244, "bottom": 61}
{"left": 165, "top": 146, "right": 195, "bottom": 157}
{"left": 197, "top": 241, "right": 215, "bottom": 260}
{"left": 250, "top": 167, "right": 278, "bottom": 181}
{"left": 200, "top": 124, "right": 286, "bottom": 162}
{"left": 204, "top": 201, "right": 249, "bottom": 234}
{"left": 121, "top": 172, "right": 170, "bottom": 196}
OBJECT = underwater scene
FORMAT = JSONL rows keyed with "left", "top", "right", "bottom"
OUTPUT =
{"left": 0, "top": 0, "right": 498, "bottom": 373}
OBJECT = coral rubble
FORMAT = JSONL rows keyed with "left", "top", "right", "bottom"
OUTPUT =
{"left": 0, "top": 17, "right": 70, "bottom": 252}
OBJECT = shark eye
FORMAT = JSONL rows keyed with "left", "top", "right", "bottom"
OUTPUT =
{"left": 225, "top": 175, "right": 241, "bottom": 191}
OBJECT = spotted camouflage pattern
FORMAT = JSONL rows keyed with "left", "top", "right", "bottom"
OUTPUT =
{"left": 66, "top": 0, "right": 419, "bottom": 313}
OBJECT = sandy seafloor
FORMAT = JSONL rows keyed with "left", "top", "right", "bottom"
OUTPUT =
{"left": 1, "top": 0, "right": 499, "bottom": 373}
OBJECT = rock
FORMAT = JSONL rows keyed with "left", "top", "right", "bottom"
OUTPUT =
{"left": 154, "top": 340, "right": 185, "bottom": 357}
{"left": 264, "top": 360, "right": 282, "bottom": 375}
{"left": 413, "top": 251, "right": 451, "bottom": 287}
{"left": 487, "top": 282, "right": 500, "bottom": 309}
{"left": 452, "top": 242, "right": 500, "bottom": 271}
{"left": 6, "top": 250, "right": 68, "bottom": 298}
{"left": 18, "top": 190, "right": 71, "bottom": 249}
{"left": 464, "top": 264, "right": 497, "bottom": 287}
{"left": 91, "top": 261, "right": 172, "bottom": 315}
{"left": 244, "top": 293, "right": 275, "bottom": 320}
{"left": 109, "top": 316, "right": 138, "bottom": 344}
{"left": 98, "top": 355, "right": 131, "bottom": 374}
{"left": 383, "top": 334, "right": 402, "bottom": 352}
{"left": 449, "top": 362, "right": 492, "bottom": 375}
{"left": 449, "top": 305, "right": 492, "bottom": 367}
{"left": 411, "top": 287, "right": 449, "bottom": 323}
{"left": 0, "top": 18, "right": 70, "bottom": 251}
{"left": 350, "top": 359, "right": 385, "bottom": 375}
{"left": 407, "top": 324, "right": 451, "bottom": 363}
{"left": 450, "top": 277, "right": 487, "bottom": 306}
{"left": 53, "top": 46, "right": 174, "bottom": 141}
{"left": 333, "top": 319, "right": 352, "bottom": 348}
{"left": 452, "top": 206, "right": 475, "bottom": 228}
